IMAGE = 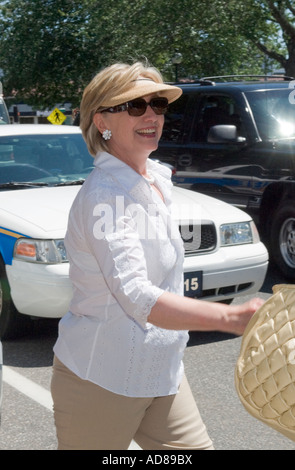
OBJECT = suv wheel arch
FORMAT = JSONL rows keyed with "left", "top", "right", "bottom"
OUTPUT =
{"left": 270, "top": 201, "right": 295, "bottom": 280}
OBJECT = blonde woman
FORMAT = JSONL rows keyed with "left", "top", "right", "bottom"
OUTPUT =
{"left": 51, "top": 62, "right": 263, "bottom": 450}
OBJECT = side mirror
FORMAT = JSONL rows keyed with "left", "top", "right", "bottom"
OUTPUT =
{"left": 207, "top": 125, "right": 246, "bottom": 143}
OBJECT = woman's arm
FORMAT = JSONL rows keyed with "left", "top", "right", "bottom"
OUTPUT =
{"left": 148, "top": 292, "right": 264, "bottom": 336}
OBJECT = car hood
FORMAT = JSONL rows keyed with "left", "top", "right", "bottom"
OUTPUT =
{"left": 0, "top": 184, "right": 251, "bottom": 240}
{"left": 171, "top": 186, "right": 251, "bottom": 225}
{"left": 0, "top": 186, "right": 81, "bottom": 238}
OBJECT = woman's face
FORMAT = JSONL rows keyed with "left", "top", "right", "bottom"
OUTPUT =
{"left": 93, "top": 94, "right": 165, "bottom": 173}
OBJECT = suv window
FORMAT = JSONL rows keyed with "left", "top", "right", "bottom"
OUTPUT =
{"left": 161, "top": 93, "right": 190, "bottom": 142}
{"left": 245, "top": 89, "right": 295, "bottom": 139}
{"left": 193, "top": 94, "right": 246, "bottom": 142}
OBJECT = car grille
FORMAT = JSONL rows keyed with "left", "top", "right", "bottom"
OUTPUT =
{"left": 179, "top": 222, "right": 216, "bottom": 255}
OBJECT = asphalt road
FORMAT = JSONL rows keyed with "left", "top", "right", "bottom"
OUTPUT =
{"left": 0, "top": 262, "right": 294, "bottom": 451}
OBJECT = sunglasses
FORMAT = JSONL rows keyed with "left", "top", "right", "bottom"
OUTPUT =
{"left": 101, "top": 97, "right": 169, "bottom": 117}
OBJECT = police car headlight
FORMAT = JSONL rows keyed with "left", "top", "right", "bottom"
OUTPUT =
{"left": 14, "top": 238, "right": 68, "bottom": 263}
{"left": 220, "top": 221, "right": 260, "bottom": 246}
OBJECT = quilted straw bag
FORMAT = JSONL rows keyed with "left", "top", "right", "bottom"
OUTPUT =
{"left": 235, "top": 284, "right": 295, "bottom": 441}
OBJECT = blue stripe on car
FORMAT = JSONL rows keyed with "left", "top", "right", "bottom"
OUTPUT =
{"left": 0, "top": 227, "right": 28, "bottom": 265}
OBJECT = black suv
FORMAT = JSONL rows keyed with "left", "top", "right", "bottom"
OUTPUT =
{"left": 152, "top": 76, "right": 295, "bottom": 280}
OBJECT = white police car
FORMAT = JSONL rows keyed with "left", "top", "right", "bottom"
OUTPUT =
{"left": 0, "top": 125, "right": 268, "bottom": 338}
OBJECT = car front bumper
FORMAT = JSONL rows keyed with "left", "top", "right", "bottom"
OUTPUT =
{"left": 6, "top": 241, "right": 268, "bottom": 319}
{"left": 183, "top": 241, "right": 269, "bottom": 302}
{"left": 6, "top": 261, "right": 72, "bottom": 318}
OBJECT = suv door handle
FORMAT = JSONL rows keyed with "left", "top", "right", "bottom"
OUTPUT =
{"left": 178, "top": 154, "right": 192, "bottom": 167}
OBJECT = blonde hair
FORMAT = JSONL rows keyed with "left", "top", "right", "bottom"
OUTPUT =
{"left": 80, "top": 62, "right": 164, "bottom": 156}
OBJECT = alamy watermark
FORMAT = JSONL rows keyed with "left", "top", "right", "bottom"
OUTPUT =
{"left": 92, "top": 196, "right": 202, "bottom": 245}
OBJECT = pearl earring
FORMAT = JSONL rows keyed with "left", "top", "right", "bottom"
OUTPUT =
{"left": 102, "top": 129, "right": 112, "bottom": 140}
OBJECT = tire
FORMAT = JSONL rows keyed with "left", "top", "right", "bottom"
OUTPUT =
{"left": 0, "top": 258, "right": 31, "bottom": 339}
{"left": 270, "top": 202, "right": 295, "bottom": 280}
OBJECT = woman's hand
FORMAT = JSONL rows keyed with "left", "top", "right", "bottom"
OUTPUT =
{"left": 149, "top": 292, "right": 265, "bottom": 335}
{"left": 222, "top": 297, "right": 265, "bottom": 336}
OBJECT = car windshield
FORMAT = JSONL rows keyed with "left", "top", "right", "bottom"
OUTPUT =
{"left": 0, "top": 131, "right": 94, "bottom": 186}
{"left": 245, "top": 88, "right": 295, "bottom": 140}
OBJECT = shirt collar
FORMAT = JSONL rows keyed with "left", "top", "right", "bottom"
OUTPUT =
{"left": 94, "top": 151, "right": 172, "bottom": 192}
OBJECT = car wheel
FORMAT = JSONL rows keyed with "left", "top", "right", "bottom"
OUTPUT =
{"left": 270, "top": 203, "right": 295, "bottom": 280}
{"left": 0, "top": 258, "right": 31, "bottom": 339}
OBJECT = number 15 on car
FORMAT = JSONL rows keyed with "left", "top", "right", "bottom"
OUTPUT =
{"left": 183, "top": 271, "right": 203, "bottom": 298}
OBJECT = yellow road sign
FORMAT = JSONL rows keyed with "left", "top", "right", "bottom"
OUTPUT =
{"left": 47, "top": 108, "right": 66, "bottom": 125}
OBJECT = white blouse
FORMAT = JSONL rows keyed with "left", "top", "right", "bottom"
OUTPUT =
{"left": 53, "top": 152, "right": 189, "bottom": 397}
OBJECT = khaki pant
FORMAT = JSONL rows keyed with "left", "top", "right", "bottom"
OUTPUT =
{"left": 51, "top": 356, "right": 213, "bottom": 450}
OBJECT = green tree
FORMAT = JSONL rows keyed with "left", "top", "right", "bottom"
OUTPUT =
{"left": 86, "top": 0, "right": 268, "bottom": 79}
{"left": 0, "top": 0, "right": 295, "bottom": 109}
{"left": 255, "top": 0, "right": 295, "bottom": 76}
{"left": 0, "top": 0, "right": 104, "bottom": 107}
{"left": 223, "top": 1, "right": 295, "bottom": 76}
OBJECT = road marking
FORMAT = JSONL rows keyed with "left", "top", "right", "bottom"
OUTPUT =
{"left": 2, "top": 365, "right": 141, "bottom": 449}
{"left": 3, "top": 366, "right": 53, "bottom": 412}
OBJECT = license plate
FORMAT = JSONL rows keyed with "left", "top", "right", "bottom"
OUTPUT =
{"left": 184, "top": 271, "right": 203, "bottom": 297}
